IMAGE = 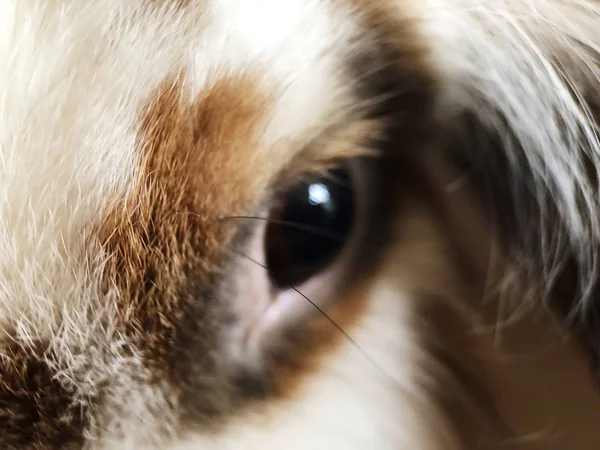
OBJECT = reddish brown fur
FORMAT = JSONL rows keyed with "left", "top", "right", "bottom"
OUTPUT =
{"left": 99, "top": 74, "right": 271, "bottom": 355}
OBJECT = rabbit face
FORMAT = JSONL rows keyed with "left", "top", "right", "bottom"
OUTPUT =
{"left": 2, "top": 1, "right": 600, "bottom": 449}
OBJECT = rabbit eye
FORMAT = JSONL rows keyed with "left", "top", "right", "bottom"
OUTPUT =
{"left": 231, "top": 159, "right": 380, "bottom": 353}
{"left": 265, "top": 168, "right": 355, "bottom": 289}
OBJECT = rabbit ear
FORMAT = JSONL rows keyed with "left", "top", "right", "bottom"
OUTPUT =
{"left": 397, "top": 0, "right": 600, "bottom": 373}
{"left": 439, "top": 106, "right": 600, "bottom": 360}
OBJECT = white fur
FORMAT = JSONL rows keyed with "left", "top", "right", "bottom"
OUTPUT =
{"left": 0, "top": 0, "right": 15, "bottom": 61}
{"left": 190, "top": 0, "right": 360, "bottom": 148}
{"left": 0, "top": 2, "right": 191, "bottom": 444}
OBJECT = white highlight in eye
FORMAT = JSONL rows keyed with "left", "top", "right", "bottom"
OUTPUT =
{"left": 308, "top": 183, "right": 330, "bottom": 206}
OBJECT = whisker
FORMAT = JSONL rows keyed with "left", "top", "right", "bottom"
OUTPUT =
{"left": 233, "top": 250, "right": 400, "bottom": 386}
{"left": 218, "top": 213, "right": 390, "bottom": 257}
{"left": 219, "top": 215, "right": 348, "bottom": 240}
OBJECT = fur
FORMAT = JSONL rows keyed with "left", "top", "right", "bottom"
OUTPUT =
{"left": 1, "top": 0, "right": 600, "bottom": 449}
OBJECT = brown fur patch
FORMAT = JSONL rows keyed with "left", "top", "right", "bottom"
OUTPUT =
{"left": 0, "top": 340, "right": 85, "bottom": 450}
{"left": 100, "top": 74, "right": 269, "bottom": 356}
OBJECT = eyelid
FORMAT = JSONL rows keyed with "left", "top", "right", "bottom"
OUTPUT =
{"left": 230, "top": 158, "right": 378, "bottom": 358}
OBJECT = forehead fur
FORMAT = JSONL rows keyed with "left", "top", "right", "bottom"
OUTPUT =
{"left": 100, "top": 74, "right": 270, "bottom": 350}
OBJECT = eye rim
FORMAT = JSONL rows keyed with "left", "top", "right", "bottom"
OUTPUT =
{"left": 263, "top": 166, "right": 357, "bottom": 290}
{"left": 223, "top": 155, "right": 391, "bottom": 365}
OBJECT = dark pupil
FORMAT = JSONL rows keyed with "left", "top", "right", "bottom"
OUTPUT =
{"left": 265, "top": 169, "right": 355, "bottom": 288}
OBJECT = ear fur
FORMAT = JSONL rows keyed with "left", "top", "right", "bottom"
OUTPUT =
{"left": 412, "top": 1, "right": 600, "bottom": 369}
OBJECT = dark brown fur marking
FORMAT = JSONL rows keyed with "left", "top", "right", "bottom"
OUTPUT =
{"left": 0, "top": 340, "right": 84, "bottom": 450}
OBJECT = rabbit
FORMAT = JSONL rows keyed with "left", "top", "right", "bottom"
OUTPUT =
{"left": 2, "top": 0, "right": 600, "bottom": 448}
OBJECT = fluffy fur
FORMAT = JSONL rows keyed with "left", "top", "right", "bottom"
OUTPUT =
{"left": 426, "top": 0, "right": 600, "bottom": 305}
{"left": 2, "top": 0, "right": 600, "bottom": 449}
